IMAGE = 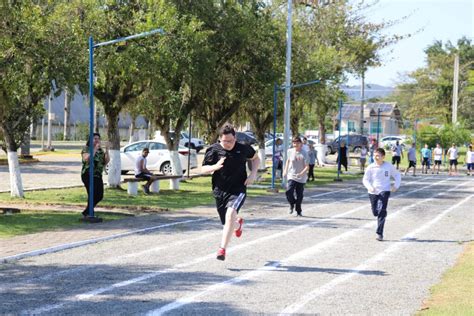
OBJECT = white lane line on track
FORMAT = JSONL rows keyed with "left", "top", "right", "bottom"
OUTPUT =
{"left": 0, "top": 218, "right": 209, "bottom": 264}
{"left": 145, "top": 179, "right": 469, "bottom": 316}
{"left": 279, "top": 192, "right": 474, "bottom": 315}
{"left": 21, "top": 177, "right": 450, "bottom": 315}
{"left": 1, "top": 177, "right": 427, "bottom": 266}
{"left": 6, "top": 188, "right": 373, "bottom": 285}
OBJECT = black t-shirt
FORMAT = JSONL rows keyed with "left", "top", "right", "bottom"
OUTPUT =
{"left": 203, "top": 142, "right": 256, "bottom": 194}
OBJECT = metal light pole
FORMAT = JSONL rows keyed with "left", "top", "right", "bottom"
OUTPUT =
{"left": 452, "top": 54, "right": 459, "bottom": 124}
{"left": 47, "top": 93, "right": 53, "bottom": 150}
{"left": 85, "top": 28, "right": 164, "bottom": 222}
{"left": 282, "top": 0, "right": 293, "bottom": 188}
{"left": 334, "top": 99, "right": 343, "bottom": 182}
{"left": 359, "top": 72, "right": 365, "bottom": 135}
{"left": 376, "top": 108, "right": 381, "bottom": 146}
{"left": 187, "top": 112, "right": 192, "bottom": 178}
{"left": 271, "top": 83, "right": 279, "bottom": 190}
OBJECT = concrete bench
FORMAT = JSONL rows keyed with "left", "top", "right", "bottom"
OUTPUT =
{"left": 123, "top": 175, "right": 182, "bottom": 196}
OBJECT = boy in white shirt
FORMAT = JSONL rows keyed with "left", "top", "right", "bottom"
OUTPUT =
{"left": 466, "top": 145, "right": 473, "bottom": 176}
{"left": 447, "top": 143, "right": 459, "bottom": 176}
{"left": 363, "top": 148, "right": 401, "bottom": 241}
{"left": 432, "top": 143, "right": 443, "bottom": 174}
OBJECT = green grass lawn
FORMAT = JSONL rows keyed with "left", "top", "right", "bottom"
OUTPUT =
{"left": 0, "top": 211, "right": 127, "bottom": 238}
{"left": 418, "top": 242, "right": 474, "bottom": 315}
{"left": 0, "top": 167, "right": 361, "bottom": 237}
{"left": 0, "top": 168, "right": 361, "bottom": 211}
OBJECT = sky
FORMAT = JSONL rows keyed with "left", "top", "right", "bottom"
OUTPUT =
{"left": 346, "top": 0, "right": 473, "bottom": 87}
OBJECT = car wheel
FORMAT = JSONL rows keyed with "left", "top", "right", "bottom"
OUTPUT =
{"left": 160, "top": 162, "right": 173, "bottom": 175}
{"left": 353, "top": 146, "right": 361, "bottom": 154}
{"left": 121, "top": 170, "right": 129, "bottom": 175}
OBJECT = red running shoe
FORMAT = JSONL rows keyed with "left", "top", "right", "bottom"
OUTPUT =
{"left": 217, "top": 247, "right": 226, "bottom": 261}
{"left": 235, "top": 217, "right": 244, "bottom": 238}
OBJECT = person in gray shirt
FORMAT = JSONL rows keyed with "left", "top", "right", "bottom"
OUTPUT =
{"left": 404, "top": 143, "right": 417, "bottom": 176}
{"left": 283, "top": 137, "right": 309, "bottom": 216}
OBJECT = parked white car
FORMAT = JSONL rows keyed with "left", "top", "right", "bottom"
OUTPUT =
{"left": 379, "top": 135, "right": 407, "bottom": 149}
{"left": 154, "top": 131, "right": 205, "bottom": 153}
{"left": 117, "top": 140, "right": 197, "bottom": 175}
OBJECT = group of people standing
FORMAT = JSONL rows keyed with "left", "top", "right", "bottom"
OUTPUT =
{"left": 403, "top": 142, "right": 472, "bottom": 176}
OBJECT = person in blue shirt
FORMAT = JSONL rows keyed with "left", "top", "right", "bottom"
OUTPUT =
{"left": 420, "top": 144, "right": 432, "bottom": 174}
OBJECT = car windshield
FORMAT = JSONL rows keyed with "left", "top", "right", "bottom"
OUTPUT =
{"left": 124, "top": 142, "right": 148, "bottom": 152}
{"left": 181, "top": 132, "right": 189, "bottom": 139}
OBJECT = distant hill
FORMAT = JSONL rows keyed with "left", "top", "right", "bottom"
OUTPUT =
{"left": 340, "top": 84, "right": 394, "bottom": 101}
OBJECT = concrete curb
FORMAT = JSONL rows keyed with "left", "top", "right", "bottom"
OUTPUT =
{"left": 0, "top": 217, "right": 208, "bottom": 264}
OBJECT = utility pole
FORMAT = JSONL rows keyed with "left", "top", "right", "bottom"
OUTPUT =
{"left": 452, "top": 54, "right": 459, "bottom": 124}
{"left": 282, "top": 0, "right": 293, "bottom": 187}
{"left": 47, "top": 93, "right": 53, "bottom": 150}
{"left": 359, "top": 72, "right": 365, "bottom": 135}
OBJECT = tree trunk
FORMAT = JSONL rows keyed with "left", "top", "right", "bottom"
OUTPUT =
{"left": 258, "top": 148, "right": 266, "bottom": 170}
{"left": 7, "top": 150, "right": 23, "bottom": 197}
{"left": 128, "top": 117, "right": 135, "bottom": 144}
{"left": 106, "top": 112, "right": 122, "bottom": 188}
{"left": 63, "top": 89, "right": 71, "bottom": 140}
{"left": 3, "top": 130, "right": 23, "bottom": 197}
{"left": 169, "top": 150, "right": 183, "bottom": 188}
{"left": 94, "top": 106, "right": 100, "bottom": 134}
{"left": 20, "top": 133, "right": 31, "bottom": 157}
{"left": 318, "top": 117, "right": 326, "bottom": 144}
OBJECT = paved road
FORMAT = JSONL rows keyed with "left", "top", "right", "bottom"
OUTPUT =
{"left": 0, "top": 175, "right": 472, "bottom": 315}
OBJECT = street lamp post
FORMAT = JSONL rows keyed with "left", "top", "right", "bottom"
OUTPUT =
{"left": 334, "top": 99, "right": 343, "bottom": 182}
{"left": 376, "top": 108, "right": 381, "bottom": 146}
{"left": 85, "top": 28, "right": 164, "bottom": 223}
{"left": 282, "top": 0, "right": 293, "bottom": 188}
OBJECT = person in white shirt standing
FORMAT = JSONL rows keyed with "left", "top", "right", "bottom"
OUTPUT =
{"left": 432, "top": 143, "right": 443, "bottom": 174}
{"left": 466, "top": 145, "right": 473, "bottom": 176}
{"left": 447, "top": 143, "right": 459, "bottom": 176}
{"left": 391, "top": 141, "right": 404, "bottom": 170}
{"left": 363, "top": 148, "right": 401, "bottom": 241}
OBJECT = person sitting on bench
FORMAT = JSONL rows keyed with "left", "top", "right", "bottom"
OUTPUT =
{"left": 135, "top": 148, "right": 156, "bottom": 194}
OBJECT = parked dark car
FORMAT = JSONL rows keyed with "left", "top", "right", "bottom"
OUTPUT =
{"left": 236, "top": 132, "right": 257, "bottom": 145}
{"left": 327, "top": 134, "right": 369, "bottom": 154}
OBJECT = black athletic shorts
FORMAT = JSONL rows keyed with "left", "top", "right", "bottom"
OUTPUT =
{"left": 408, "top": 160, "right": 416, "bottom": 168}
{"left": 422, "top": 157, "right": 429, "bottom": 166}
{"left": 434, "top": 160, "right": 442, "bottom": 165}
{"left": 449, "top": 159, "right": 458, "bottom": 166}
{"left": 392, "top": 156, "right": 401, "bottom": 164}
{"left": 214, "top": 189, "right": 246, "bottom": 225}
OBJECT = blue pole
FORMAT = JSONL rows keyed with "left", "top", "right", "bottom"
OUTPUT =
{"left": 88, "top": 36, "right": 95, "bottom": 217}
{"left": 272, "top": 83, "right": 278, "bottom": 189}
{"left": 335, "top": 99, "right": 343, "bottom": 180}
{"left": 376, "top": 108, "right": 381, "bottom": 147}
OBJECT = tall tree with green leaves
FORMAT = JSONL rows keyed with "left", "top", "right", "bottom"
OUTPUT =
{"left": 0, "top": 1, "right": 83, "bottom": 197}
{"left": 392, "top": 38, "right": 473, "bottom": 128}
{"left": 135, "top": 1, "right": 212, "bottom": 178}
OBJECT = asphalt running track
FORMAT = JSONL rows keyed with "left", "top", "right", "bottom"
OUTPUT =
{"left": 1, "top": 175, "right": 473, "bottom": 315}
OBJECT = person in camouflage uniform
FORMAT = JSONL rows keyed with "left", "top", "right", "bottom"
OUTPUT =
{"left": 81, "top": 133, "right": 110, "bottom": 217}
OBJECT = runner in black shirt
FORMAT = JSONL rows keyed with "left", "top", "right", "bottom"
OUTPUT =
{"left": 202, "top": 123, "right": 260, "bottom": 261}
